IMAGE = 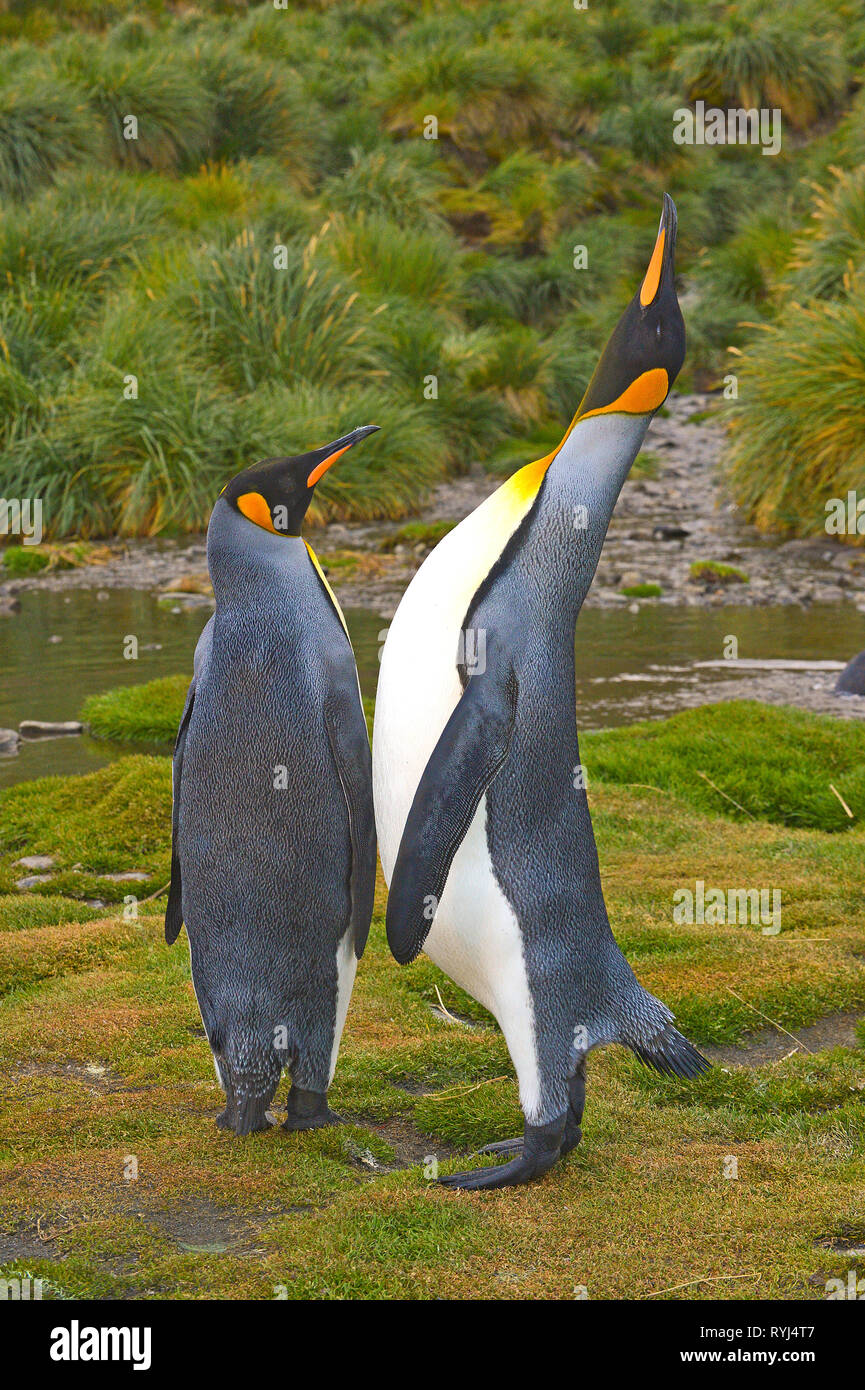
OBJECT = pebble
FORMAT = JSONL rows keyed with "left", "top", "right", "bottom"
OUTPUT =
{"left": 1, "top": 394, "right": 862, "bottom": 623}
{"left": 15, "top": 874, "right": 54, "bottom": 890}
{"left": 13, "top": 855, "right": 56, "bottom": 871}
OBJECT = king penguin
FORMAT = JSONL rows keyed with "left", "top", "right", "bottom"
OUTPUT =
{"left": 373, "top": 195, "right": 709, "bottom": 1189}
{"left": 166, "top": 426, "right": 378, "bottom": 1136}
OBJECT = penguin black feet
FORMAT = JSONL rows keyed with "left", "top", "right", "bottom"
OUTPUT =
{"left": 561, "top": 1059, "right": 585, "bottom": 1156}
{"left": 215, "top": 1106, "right": 273, "bottom": 1135}
{"left": 438, "top": 1065, "right": 586, "bottom": 1190}
{"left": 282, "top": 1085, "right": 342, "bottom": 1132}
{"left": 438, "top": 1112, "right": 567, "bottom": 1191}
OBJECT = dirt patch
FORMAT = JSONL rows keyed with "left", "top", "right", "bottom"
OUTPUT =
{"left": 145, "top": 1198, "right": 276, "bottom": 1253}
{"left": 0, "top": 1220, "right": 60, "bottom": 1262}
{"left": 347, "top": 1116, "right": 459, "bottom": 1170}
{"left": 389, "top": 1076, "right": 440, "bottom": 1096}
{"left": 7, "top": 1059, "right": 128, "bottom": 1093}
{"left": 703, "top": 1010, "right": 863, "bottom": 1067}
{"left": 0, "top": 1188, "right": 313, "bottom": 1266}
{"left": 815, "top": 1223, "right": 865, "bottom": 1258}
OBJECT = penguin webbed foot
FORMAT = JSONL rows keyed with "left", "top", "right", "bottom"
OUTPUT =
{"left": 438, "top": 1113, "right": 567, "bottom": 1192}
{"left": 282, "top": 1085, "right": 342, "bottom": 1132}
{"left": 479, "top": 1136, "right": 524, "bottom": 1157}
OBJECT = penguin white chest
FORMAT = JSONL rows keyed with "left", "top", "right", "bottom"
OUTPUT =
{"left": 372, "top": 507, "right": 541, "bottom": 1109}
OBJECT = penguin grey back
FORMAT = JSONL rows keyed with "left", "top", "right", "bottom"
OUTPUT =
{"left": 166, "top": 429, "right": 378, "bottom": 1136}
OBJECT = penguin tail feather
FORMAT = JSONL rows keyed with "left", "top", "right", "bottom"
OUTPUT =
{"left": 216, "top": 1073, "right": 278, "bottom": 1135}
{"left": 630, "top": 1025, "right": 711, "bottom": 1080}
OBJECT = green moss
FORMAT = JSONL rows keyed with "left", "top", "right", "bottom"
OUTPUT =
{"left": 81, "top": 674, "right": 189, "bottom": 744}
{"left": 621, "top": 582, "right": 662, "bottom": 598}
{"left": 583, "top": 701, "right": 865, "bottom": 831}
{"left": 0, "top": 708, "right": 864, "bottom": 1297}
{"left": 0, "top": 894, "right": 106, "bottom": 932}
{"left": 378, "top": 520, "right": 456, "bottom": 552}
{"left": 0, "top": 756, "right": 172, "bottom": 900}
{"left": 689, "top": 559, "right": 750, "bottom": 585}
{"left": 2, "top": 545, "right": 48, "bottom": 575}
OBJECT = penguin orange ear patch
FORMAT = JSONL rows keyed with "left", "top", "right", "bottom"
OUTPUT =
{"left": 579, "top": 368, "right": 669, "bottom": 421}
{"left": 237, "top": 491, "right": 278, "bottom": 533}
{"left": 640, "top": 226, "right": 665, "bottom": 307}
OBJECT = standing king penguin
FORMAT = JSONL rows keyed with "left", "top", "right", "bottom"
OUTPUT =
{"left": 166, "top": 426, "right": 378, "bottom": 1135}
{"left": 373, "top": 196, "right": 709, "bottom": 1189}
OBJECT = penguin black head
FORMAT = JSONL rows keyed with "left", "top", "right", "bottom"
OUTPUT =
{"left": 220, "top": 425, "right": 380, "bottom": 537}
{"left": 575, "top": 193, "right": 685, "bottom": 423}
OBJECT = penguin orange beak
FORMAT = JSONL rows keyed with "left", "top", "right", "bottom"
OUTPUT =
{"left": 639, "top": 193, "right": 676, "bottom": 308}
{"left": 306, "top": 425, "right": 380, "bottom": 488}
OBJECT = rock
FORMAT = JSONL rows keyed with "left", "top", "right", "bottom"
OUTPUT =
{"left": 13, "top": 855, "right": 56, "bottom": 871}
{"left": 0, "top": 595, "right": 21, "bottom": 615}
{"left": 163, "top": 573, "right": 213, "bottom": 596}
{"left": 48, "top": 634, "right": 62, "bottom": 644}
{"left": 15, "top": 874, "right": 54, "bottom": 890}
{"left": 0, "top": 728, "right": 20, "bottom": 754}
{"left": 101, "top": 871, "right": 150, "bottom": 883}
{"left": 19, "top": 720, "right": 83, "bottom": 739}
{"left": 156, "top": 590, "right": 213, "bottom": 607}
{"left": 836, "top": 650, "right": 865, "bottom": 696}
{"left": 652, "top": 525, "right": 690, "bottom": 541}
{"left": 84, "top": 899, "right": 106, "bottom": 909}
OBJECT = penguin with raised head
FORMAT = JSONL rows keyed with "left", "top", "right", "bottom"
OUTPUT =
{"left": 166, "top": 426, "right": 378, "bottom": 1135}
{"left": 373, "top": 196, "right": 708, "bottom": 1189}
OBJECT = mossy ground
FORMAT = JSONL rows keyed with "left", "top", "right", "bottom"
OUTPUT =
{"left": 79, "top": 689, "right": 865, "bottom": 834}
{"left": 1, "top": 733, "right": 863, "bottom": 1300}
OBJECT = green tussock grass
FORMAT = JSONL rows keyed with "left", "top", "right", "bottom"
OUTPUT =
{"left": 0, "top": 0, "right": 863, "bottom": 537}
{"left": 0, "top": 711, "right": 864, "bottom": 1298}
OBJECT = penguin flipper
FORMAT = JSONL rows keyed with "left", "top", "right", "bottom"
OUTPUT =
{"left": 165, "top": 678, "right": 196, "bottom": 946}
{"left": 386, "top": 654, "right": 518, "bottom": 965}
{"left": 324, "top": 696, "right": 377, "bottom": 959}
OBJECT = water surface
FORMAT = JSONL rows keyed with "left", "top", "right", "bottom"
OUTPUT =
{"left": 1, "top": 588, "right": 863, "bottom": 789}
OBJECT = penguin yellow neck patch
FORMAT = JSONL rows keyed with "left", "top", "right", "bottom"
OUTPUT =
{"left": 578, "top": 367, "right": 668, "bottom": 421}
{"left": 305, "top": 540, "right": 349, "bottom": 637}
{"left": 640, "top": 226, "right": 665, "bottom": 306}
{"left": 237, "top": 491, "right": 278, "bottom": 534}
